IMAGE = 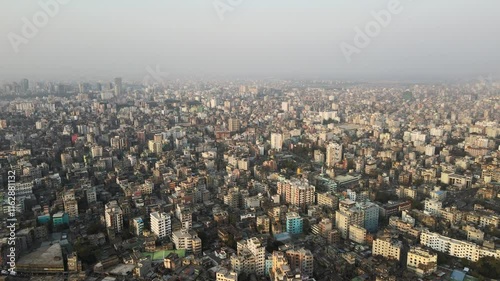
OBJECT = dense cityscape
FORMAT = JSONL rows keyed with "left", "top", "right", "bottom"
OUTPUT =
{"left": 0, "top": 77, "right": 499, "bottom": 281}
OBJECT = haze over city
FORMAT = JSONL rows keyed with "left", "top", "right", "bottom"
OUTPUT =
{"left": 1, "top": 0, "right": 500, "bottom": 81}
{"left": 1, "top": 1, "right": 500, "bottom": 281}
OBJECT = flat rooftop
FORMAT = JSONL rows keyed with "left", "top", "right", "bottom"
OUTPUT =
{"left": 17, "top": 242, "right": 64, "bottom": 269}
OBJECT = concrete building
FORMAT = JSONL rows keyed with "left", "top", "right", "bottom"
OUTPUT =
{"left": 150, "top": 212, "right": 171, "bottom": 240}
{"left": 348, "top": 224, "right": 367, "bottom": 244}
{"left": 105, "top": 200, "right": 124, "bottom": 233}
{"left": 216, "top": 268, "right": 238, "bottom": 281}
{"left": 228, "top": 118, "right": 240, "bottom": 132}
{"left": 231, "top": 237, "right": 265, "bottom": 276}
{"left": 407, "top": 247, "right": 437, "bottom": 277}
{"left": 286, "top": 212, "right": 303, "bottom": 234}
{"left": 172, "top": 229, "right": 202, "bottom": 255}
{"left": 132, "top": 217, "right": 144, "bottom": 237}
{"left": 316, "top": 192, "right": 339, "bottom": 209}
{"left": 256, "top": 215, "right": 270, "bottom": 234}
{"left": 336, "top": 200, "right": 364, "bottom": 239}
{"left": 465, "top": 225, "right": 484, "bottom": 243}
{"left": 86, "top": 185, "right": 97, "bottom": 204}
{"left": 372, "top": 236, "right": 402, "bottom": 261}
{"left": 63, "top": 189, "right": 79, "bottom": 219}
{"left": 285, "top": 248, "right": 314, "bottom": 277}
{"left": 114, "top": 77, "right": 122, "bottom": 95}
{"left": 360, "top": 201, "right": 379, "bottom": 233}
{"left": 424, "top": 198, "right": 442, "bottom": 216}
{"left": 420, "top": 230, "right": 500, "bottom": 262}
{"left": 326, "top": 142, "right": 343, "bottom": 168}
{"left": 277, "top": 177, "right": 315, "bottom": 211}
{"left": 271, "top": 133, "right": 283, "bottom": 151}
{"left": 16, "top": 243, "right": 64, "bottom": 273}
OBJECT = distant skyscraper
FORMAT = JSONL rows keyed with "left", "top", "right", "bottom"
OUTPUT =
{"left": 271, "top": 133, "right": 283, "bottom": 151}
{"left": 114, "top": 77, "right": 122, "bottom": 95}
{"left": 21, "top": 78, "right": 29, "bottom": 93}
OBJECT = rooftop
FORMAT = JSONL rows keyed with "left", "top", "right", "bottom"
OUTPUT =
{"left": 17, "top": 242, "right": 64, "bottom": 268}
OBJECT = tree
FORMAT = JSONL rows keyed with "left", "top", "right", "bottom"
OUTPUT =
{"left": 471, "top": 256, "right": 500, "bottom": 279}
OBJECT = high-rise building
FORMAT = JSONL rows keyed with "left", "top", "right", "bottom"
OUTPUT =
{"left": 286, "top": 212, "right": 303, "bottom": 234}
{"left": 231, "top": 237, "right": 265, "bottom": 276}
{"left": 228, "top": 118, "right": 240, "bottom": 132}
{"left": 360, "top": 201, "right": 379, "bottom": 233}
{"left": 105, "top": 200, "right": 124, "bottom": 233}
{"left": 281, "top": 101, "right": 289, "bottom": 111}
{"left": 326, "top": 143, "right": 343, "bottom": 167}
{"left": 175, "top": 205, "right": 192, "bottom": 230}
{"left": 335, "top": 200, "right": 364, "bottom": 239}
{"left": 86, "top": 185, "right": 97, "bottom": 204}
{"left": 285, "top": 248, "right": 314, "bottom": 277}
{"left": 91, "top": 145, "right": 103, "bottom": 158}
{"left": 132, "top": 217, "right": 144, "bottom": 237}
{"left": 114, "top": 77, "right": 122, "bottom": 95}
{"left": 21, "top": 78, "right": 29, "bottom": 93}
{"left": 150, "top": 212, "right": 171, "bottom": 240}
{"left": 270, "top": 133, "right": 283, "bottom": 151}
{"left": 63, "top": 189, "right": 79, "bottom": 219}
{"left": 61, "top": 153, "right": 72, "bottom": 169}
{"left": 277, "top": 177, "right": 315, "bottom": 211}
{"left": 148, "top": 140, "right": 162, "bottom": 154}
{"left": 110, "top": 136, "right": 126, "bottom": 150}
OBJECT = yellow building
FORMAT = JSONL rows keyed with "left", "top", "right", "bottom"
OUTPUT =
{"left": 372, "top": 236, "right": 402, "bottom": 261}
{"left": 407, "top": 247, "right": 437, "bottom": 277}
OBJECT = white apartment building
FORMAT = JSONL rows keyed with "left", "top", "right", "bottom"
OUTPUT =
{"left": 420, "top": 230, "right": 500, "bottom": 262}
{"left": 271, "top": 133, "right": 283, "bottom": 151}
{"left": 150, "top": 212, "right": 171, "bottom": 239}
{"left": 424, "top": 198, "right": 443, "bottom": 216}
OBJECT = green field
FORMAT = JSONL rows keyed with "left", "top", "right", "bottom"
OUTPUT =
{"left": 142, "top": 249, "right": 186, "bottom": 260}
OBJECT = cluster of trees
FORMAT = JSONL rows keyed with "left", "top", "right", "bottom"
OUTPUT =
{"left": 462, "top": 256, "right": 500, "bottom": 279}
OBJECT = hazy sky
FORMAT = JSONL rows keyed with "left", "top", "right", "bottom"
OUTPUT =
{"left": 1, "top": 0, "right": 500, "bottom": 82}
